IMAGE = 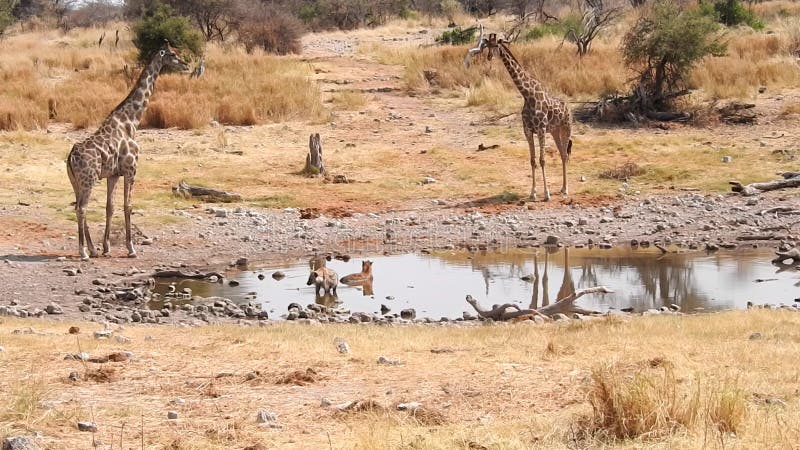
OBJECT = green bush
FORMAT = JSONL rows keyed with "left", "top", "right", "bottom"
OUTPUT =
{"left": 0, "top": 0, "right": 15, "bottom": 37}
{"left": 436, "top": 25, "right": 476, "bottom": 45}
{"left": 523, "top": 15, "right": 582, "bottom": 41}
{"left": 132, "top": 3, "right": 203, "bottom": 63}
{"left": 700, "top": 0, "right": 764, "bottom": 30}
{"left": 622, "top": 0, "right": 726, "bottom": 105}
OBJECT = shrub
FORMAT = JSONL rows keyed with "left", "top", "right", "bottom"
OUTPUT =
{"left": 132, "top": 3, "right": 203, "bottom": 63}
{"left": 0, "top": 0, "right": 15, "bottom": 37}
{"left": 436, "top": 25, "right": 476, "bottom": 45}
{"left": 523, "top": 14, "right": 582, "bottom": 41}
{"left": 705, "top": 0, "right": 764, "bottom": 30}
{"left": 238, "top": 6, "right": 303, "bottom": 55}
{"left": 622, "top": 1, "right": 725, "bottom": 107}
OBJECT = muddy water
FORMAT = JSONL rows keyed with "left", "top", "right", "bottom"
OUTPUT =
{"left": 153, "top": 248, "right": 799, "bottom": 319}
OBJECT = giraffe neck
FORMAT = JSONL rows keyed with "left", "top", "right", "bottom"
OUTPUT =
{"left": 496, "top": 43, "right": 543, "bottom": 101}
{"left": 107, "top": 54, "right": 165, "bottom": 133}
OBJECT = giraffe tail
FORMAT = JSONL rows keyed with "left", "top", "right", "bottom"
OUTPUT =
{"left": 566, "top": 139, "right": 573, "bottom": 161}
{"left": 66, "top": 148, "right": 79, "bottom": 194}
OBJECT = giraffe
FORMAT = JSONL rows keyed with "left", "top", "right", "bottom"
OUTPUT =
{"left": 467, "top": 30, "right": 573, "bottom": 201}
{"left": 66, "top": 40, "right": 190, "bottom": 260}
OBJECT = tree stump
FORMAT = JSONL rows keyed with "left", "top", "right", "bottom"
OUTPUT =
{"left": 302, "top": 133, "right": 325, "bottom": 176}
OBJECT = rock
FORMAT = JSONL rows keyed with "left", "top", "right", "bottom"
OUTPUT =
{"left": 544, "top": 235, "right": 559, "bottom": 246}
{"left": 45, "top": 303, "right": 63, "bottom": 315}
{"left": 114, "top": 335, "right": 131, "bottom": 344}
{"left": 77, "top": 421, "right": 98, "bottom": 432}
{"left": 377, "top": 356, "right": 401, "bottom": 365}
{"left": 94, "top": 330, "right": 113, "bottom": 339}
{"left": 0, "top": 346, "right": 4, "bottom": 352}
{"left": 235, "top": 257, "right": 248, "bottom": 267}
{"left": 577, "top": 218, "right": 588, "bottom": 226}
{"left": 255, "top": 410, "right": 281, "bottom": 428}
{"left": 169, "top": 398, "right": 186, "bottom": 406}
{"left": 400, "top": 308, "right": 416, "bottom": 320}
{"left": 334, "top": 337, "right": 350, "bottom": 354}
{"left": 68, "top": 371, "right": 81, "bottom": 382}
{"left": 462, "top": 311, "right": 478, "bottom": 321}
{"left": 380, "top": 304, "right": 390, "bottom": 315}
{"left": 749, "top": 332, "right": 763, "bottom": 340}
{"left": 167, "top": 411, "right": 179, "bottom": 420}
{"left": 721, "top": 156, "right": 733, "bottom": 163}
{"left": 63, "top": 268, "right": 79, "bottom": 276}
{"left": 141, "top": 238, "right": 154, "bottom": 245}
{"left": 320, "top": 398, "right": 332, "bottom": 407}
{"left": 257, "top": 274, "right": 265, "bottom": 280}
{"left": 668, "top": 303, "right": 681, "bottom": 312}
{"left": 272, "top": 271, "right": 285, "bottom": 280}
{"left": 3, "top": 436, "right": 38, "bottom": 450}
{"left": 397, "top": 402, "right": 423, "bottom": 411}
{"left": 228, "top": 280, "right": 240, "bottom": 287}
{"left": 68, "top": 326, "right": 80, "bottom": 334}
{"left": 552, "top": 313, "right": 570, "bottom": 321}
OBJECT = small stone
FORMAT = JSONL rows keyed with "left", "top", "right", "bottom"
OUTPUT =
{"left": 68, "top": 371, "right": 81, "bottom": 382}
{"left": 94, "top": 330, "right": 113, "bottom": 339}
{"left": 68, "top": 326, "right": 80, "bottom": 334}
{"left": 377, "top": 355, "right": 401, "bottom": 365}
{"left": 749, "top": 332, "right": 763, "bottom": 340}
{"left": 721, "top": 156, "right": 733, "bottom": 163}
{"left": 380, "top": 304, "right": 390, "bottom": 315}
{"left": 114, "top": 335, "right": 131, "bottom": 344}
{"left": 257, "top": 274, "right": 265, "bottom": 280}
{"left": 334, "top": 337, "right": 350, "bottom": 354}
{"left": 255, "top": 410, "right": 279, "bottom": 425}
{"left": 400, "top": 308, "right": 416, "bottom": 320}
{"left": 141, "top": 237, "right": 154, "bottom": 245}
{"left": 45, "top": 303, "right": 63, "bottom": 315}
{"left": 77, "top": 421, "right": 98, "bottom": 432}
{"left": 235, "top": 257, "right": 248, "bottom": 267}
{"left": 167, "top": 411, "right": 179, "bottom": 420}
{"left": 63, "top": 268, "right": 79, "bottom": 276}
{"left": 228, "top": 280, "right": 240, "bottom": 287}
{"left": 169, "top": 398, "right": 186, "bottom": 406}
{"left": 320, "top": 398, "right": 332, "bottom": 407}
{"left": 397, "top": 402, "right": 423, "bottom": 411}
{"left": 669, "top": 303, "right": 681, "bottom": 312}
{"left": 272, "top": 271, "right": 285, "bottom": 280}
{"left": 552, "top": 313, "right": 570, "bottom": 321}
{"left": 544, "top": 235, "right": 559, "bottom": 246}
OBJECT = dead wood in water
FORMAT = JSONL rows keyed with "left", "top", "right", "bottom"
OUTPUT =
{"left": 465, "top": 286, "right": 614, "bottom": 321}
{"left": 152, "top": 270, "right": 225, "bottom": 281}
{"left": 172, "top": 181, "right": 242, "bottom": 202}
{"left": 730, "top": 172, "right": 800, "bottom": 196}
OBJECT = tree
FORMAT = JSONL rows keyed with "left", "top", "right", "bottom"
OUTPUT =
{"left": 0, "top": 0, "right": 15, "bottom": 37}
{"left": 621, "top": 1, "right": 725, "bottom": 110}
{"left": 237, "top": 3, "right": 303, "bottom": 54}
{"left": 169, "top": 0, "right": 242, "bottom": 41}
{"left": 132, "top": 3, "right": 203, "bottom": 63}
{"left": 566, "top": 0, "right": 623, "bottom": 57}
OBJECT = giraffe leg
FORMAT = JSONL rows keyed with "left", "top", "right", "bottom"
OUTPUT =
{"left": 525, "top": 128, "right": 537, "bottom": 201}
{"left": 103, "top": 175, "right": 119, "bottom": 256}
{"left": 553, "top": 129, "right": 570, "bottom": 195}
{"left": 123, "top": 175, "right": 137, "bottom": 258}
{"left": 75, "top": 191, "right": 89, "bottom": 261}
{"left": 538, "top": 132, "right": 551, "bottom": 201}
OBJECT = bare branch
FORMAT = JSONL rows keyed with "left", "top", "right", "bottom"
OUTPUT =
{"left": 464, "top": 23, "right": 485, "bottom": 68}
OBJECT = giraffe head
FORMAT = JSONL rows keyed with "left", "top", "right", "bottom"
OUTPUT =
{"left": 156, "top": 39, "right": 191, "bottom": 73}
{"left": 484, "top": 33, "right": 502, "bottom": 61}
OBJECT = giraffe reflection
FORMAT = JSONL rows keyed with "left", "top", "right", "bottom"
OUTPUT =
{"left": 529, "top": 247, "right": 575, "bottom": 309}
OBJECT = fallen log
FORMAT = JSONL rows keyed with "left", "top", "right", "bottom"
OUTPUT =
{"left": 173, "top": 180, "right": 242, "bottom": 202}
{"left": 152, "top": 270, "right": 225, "bottom": 281}
{"left": 730, "top": 172, "right": 800, "bottom": 196}
{"left": 758, "top": 207, "right": 800, "bottom": 216}
{"left": 465, "top": 286, "right": 614, "bottom": 321}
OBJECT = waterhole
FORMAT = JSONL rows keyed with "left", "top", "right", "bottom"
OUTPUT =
{"left": 153, "top": 247, "right": 799, "bottom": 319}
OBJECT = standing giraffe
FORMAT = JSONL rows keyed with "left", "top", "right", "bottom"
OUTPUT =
{"left": 467, "top": 29, "right": 573, "bottom": 201}
{"left": 66, "top": 40, "right": 189, "bottom": 260}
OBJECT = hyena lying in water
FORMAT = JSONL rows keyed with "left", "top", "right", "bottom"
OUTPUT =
{"left": 307, "top": 267, "right": 338, "bottom": 296}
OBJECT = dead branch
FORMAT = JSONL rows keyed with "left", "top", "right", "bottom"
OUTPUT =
{"left": 173, "top": 180, "right": 242, "bottom": 202}
{"left": 730, "top": 172, "right": 800, "bottom": 196}
{"left": 758, "top": 207, "right": 800, "bottom": 216}
{"left": 773, "top": 248, "right": 800, "bottom": 264}
{"left": 465, "top": 286, "right": 614, "bottom": 320}
{"left": 464, "top": 23, "right": 485, "bottom": 67}
{"left": 152, "top": 270, "right": 225, "bottom": 281}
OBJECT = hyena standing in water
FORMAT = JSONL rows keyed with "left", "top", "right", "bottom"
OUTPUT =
{"left": 307, "top": 267, "right": 338, "bottom": 296}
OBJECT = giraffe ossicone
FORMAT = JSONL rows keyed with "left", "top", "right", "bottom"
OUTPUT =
{"left": 66, "top": 41, "right": 190, "bottom": 260}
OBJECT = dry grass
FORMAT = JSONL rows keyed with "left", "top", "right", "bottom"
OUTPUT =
{"left": 599, "top": 162, "right": 646, "bottom": 181}
{"left": 329, "top": 89, "right": 368, "bottom": 111}
{"left": 0, "top": 310, "right": 799, "bottom": 448}
{"left": 0, "top": 25, "right": 326, "bottom": 131}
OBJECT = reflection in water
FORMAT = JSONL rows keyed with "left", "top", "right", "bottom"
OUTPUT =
{"left": 152, "top": 248, "right": 799, "bottom": 319}
{"left": 315, "top": 293, "right": 341, "bottom": 308}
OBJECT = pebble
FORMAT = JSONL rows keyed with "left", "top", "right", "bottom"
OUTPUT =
{"left": 255, "top": 410, "right": 281, "bottom": 428}
{"left": 272, "top": 271, "right": 285, "bottom": 280}
{"left": 397, "top": 402, "right": 423, "bottom": 411}
{"left": 167, "top": 411, "right": 179, "bottom": 420}
{"left": 377, "top": 355, "right": 401, "bottom": 365}
{"left": 400, "top": 308, "right": 416, "bottom": 320}
{"left": 45, "top": 303, "right": 63, "bottom": 315}
{"left": 77, "top": 421, "right": 98, "bottom": 432}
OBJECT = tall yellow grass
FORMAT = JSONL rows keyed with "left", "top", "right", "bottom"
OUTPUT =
{"left": 0, "top": 26, "right": 326, "bottom": 131}
{"left": 373, "top": 13, "right": 800, "bottom": 104}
